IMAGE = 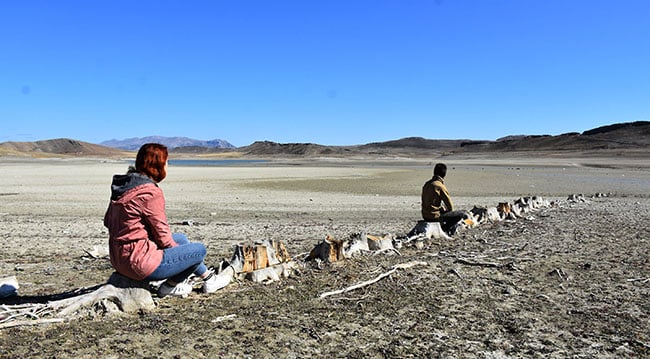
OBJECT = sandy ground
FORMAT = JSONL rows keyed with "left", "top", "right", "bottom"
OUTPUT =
{"left": 0, "top": 156, "right": 649, "bottom": 358}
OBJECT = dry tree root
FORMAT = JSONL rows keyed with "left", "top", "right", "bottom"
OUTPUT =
{"left": 48, "top": 283, "right": 154, "bottom": 317}
{"left": 0, "top": 273, "right": 155, "bottom": 329}
{"left": 318, "top": 261, "right": 427, "bottom": 299}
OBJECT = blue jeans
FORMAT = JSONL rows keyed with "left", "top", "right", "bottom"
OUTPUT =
{"left": 440, "top": 210, "right": 468, "bottom": 234}
{"left": 146, "top": 233, "right": 208, "bottom": 283}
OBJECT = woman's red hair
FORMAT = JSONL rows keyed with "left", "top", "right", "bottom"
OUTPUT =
{"left": 135, "top": 143, "right": 168, "bottom": 182}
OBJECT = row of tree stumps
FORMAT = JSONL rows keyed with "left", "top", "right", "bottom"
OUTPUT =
{"left": 0, "top": 193, "right": 599, "bottom": 328}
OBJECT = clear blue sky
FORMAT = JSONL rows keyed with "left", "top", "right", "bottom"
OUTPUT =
{"left": 1, "top": 1, "right": 648, "bottom": 147}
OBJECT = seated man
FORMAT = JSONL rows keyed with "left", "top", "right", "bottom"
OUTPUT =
{"left": 421, "top": 163, "right": 466, "bottom": 234}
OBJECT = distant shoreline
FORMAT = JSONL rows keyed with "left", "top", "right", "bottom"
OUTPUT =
{"left": 169, "top": 159, "right": 269, "bottom": 167}
{"left": 1, "top": 153, "right": 650, "bottom": 170}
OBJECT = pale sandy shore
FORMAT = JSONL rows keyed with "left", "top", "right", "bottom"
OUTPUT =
{"left": 1, "top": 156, "right": 648, "bottom": 358}
{"left": 1, "top": 155, "right": 647, "bottom": 289}
{"left": 2, "top": 156, "right": 648, "bottom": 217}
{"left": 1, "top": 156, "right": 648, "bottom": 274}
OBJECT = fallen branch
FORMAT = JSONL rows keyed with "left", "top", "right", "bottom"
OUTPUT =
{"left": 318, "top": 261, "right": 427, "bottom": 299}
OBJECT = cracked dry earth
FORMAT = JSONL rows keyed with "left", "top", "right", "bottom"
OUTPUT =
{"left": 0, "top": 160, "right": 649, "bottom": 358}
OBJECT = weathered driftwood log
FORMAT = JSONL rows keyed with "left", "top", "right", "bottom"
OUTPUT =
{"left": 0, "top": 273, "right": 156, "bottom": 328}
{"left": 49, "top": 272, "right": 155, "bottom": 317}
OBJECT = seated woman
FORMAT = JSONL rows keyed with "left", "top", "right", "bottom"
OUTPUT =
{"left": 104, "top": 143, "right": 229, "bottom": 297}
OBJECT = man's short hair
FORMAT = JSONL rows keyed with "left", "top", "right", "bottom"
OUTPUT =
{"left": 434, "top": 163, "right": 447, "bottom": 178}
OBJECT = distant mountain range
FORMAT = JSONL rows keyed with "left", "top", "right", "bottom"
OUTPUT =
{"left": 100, "top": 136, "right": 234, "bottom": 150}
{"left": 1, "top": 121, "right": 648, "bottom": 158}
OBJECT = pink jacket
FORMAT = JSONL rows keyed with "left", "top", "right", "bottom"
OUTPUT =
{"left": 104, "top": 173, "right": 177, "bottom": 280}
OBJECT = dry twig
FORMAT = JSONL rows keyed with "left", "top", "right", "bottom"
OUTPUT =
{"left": 448, "top": 268, "right": 463, "bottom": 279}
{"left": 210, "top": 314, "right": 237, "bottom": 323}
{"left": 455, "top": 258, "right": 505, "bottom": 268}
{"left": 626, "top": 277, "right": 650, "bottom": 283}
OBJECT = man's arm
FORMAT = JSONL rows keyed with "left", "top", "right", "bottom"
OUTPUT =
{"left": 441, "top": 185, "right": 453, "bottom": 212}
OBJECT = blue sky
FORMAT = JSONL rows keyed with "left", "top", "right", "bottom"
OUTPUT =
{"left": 1, "top": 1, "right": 648, "bottom": 147}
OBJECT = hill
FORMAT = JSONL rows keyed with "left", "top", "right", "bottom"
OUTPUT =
{"left": 238, "top": 141, "right": 349, "bottom": 156}
{"left": 101, "top": 136, "right": 234, "bottom": 151}
{"left": 236, "top": 138, "right": 469, "bottom": 157}
{"left": 460, "top": 121, "right": 650, "bottom": 153}
{"left": 0, "top": 138, "right": 126, "bottom": 157}
{"left": 235, "top": 121, "right": 649, "bottom": 157}
{"left": 356, "top": 137, "right": 468, "bottom": 156}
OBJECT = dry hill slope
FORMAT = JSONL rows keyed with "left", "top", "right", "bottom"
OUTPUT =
{"left": 0, "top": 138, "right": 127, "bottom": 157}
{"left": 236, "top": 121, "right": 649, "bottom": 157}
{"left": 460, "top": 121, "right": 650, "bottom": 153}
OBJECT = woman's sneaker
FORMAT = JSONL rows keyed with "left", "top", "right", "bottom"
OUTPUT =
{"left": 203, "top": 268, "right": 232, "bottom": 293}
{"left": 157, "top": 281, "right": 193, "bottom": 298}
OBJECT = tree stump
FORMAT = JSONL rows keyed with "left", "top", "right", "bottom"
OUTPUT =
{"left": 366, "top": 234, "right": 394, "bottom": 251}
{"left": 407, "top": 221, "right": 451, "bottom": 241}
{"left": 306, "top": 235, "right": 344, "bottom": 262}
{"left": 233, "top": 240, "right": 296, "bottom": 283}
{"left": 239, "top": 240, "right": 292, "bottom": 272}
